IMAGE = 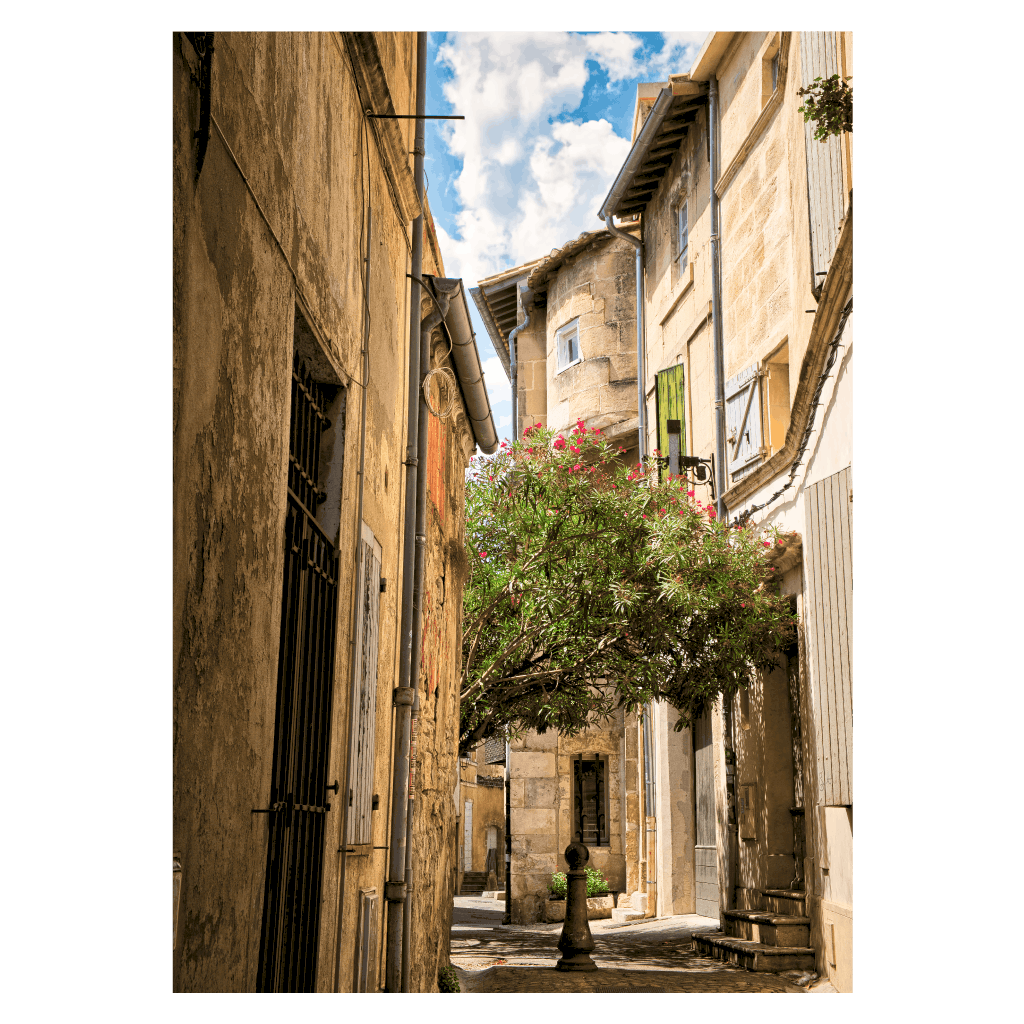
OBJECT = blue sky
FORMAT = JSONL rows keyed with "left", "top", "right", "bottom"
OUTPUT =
{"left": 421, "top": 31, "right": 706, "bottom": 444}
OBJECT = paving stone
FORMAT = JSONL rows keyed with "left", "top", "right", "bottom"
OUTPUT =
{"left": 449, "top": 897, "right": 814, "bottom": 993}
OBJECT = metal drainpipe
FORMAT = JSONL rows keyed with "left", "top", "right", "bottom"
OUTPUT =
{"left": 401, "top": 685, "right": 420, "bottom": 991}
{"left": 507, "top": 306, "right": 529, "bottom": 442}
{"left": 708, "top": 76, "right": 728, "bottom": 520}
{"left": 333, "top": 199, "right": 373, "bottom": 993}
{"left": 605, "top": 216, "right": 647, "bottom": 461}
{"left": 385, "top": 29, "right": 427, "bottom": 994}
{"left": 503, "top": 736, "right": 511, "bottom": 923}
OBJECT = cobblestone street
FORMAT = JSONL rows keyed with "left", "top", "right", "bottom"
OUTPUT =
{"left": 450, "top": 897, "right": 834, "bottom": 993}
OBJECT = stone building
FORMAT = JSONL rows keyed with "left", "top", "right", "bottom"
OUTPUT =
{"left": 473, "top": 227, "right": 697, "bottom": 926}
{"left": 454, "top": 742, "right": 506, "bottom": 895}
{"left": 173, "top": 31, "right": 495, "bottom": 992}
{"left": 597, "top": 30, "right": 853, "bottom": 990}
{"left": 473, "top": 30, "right": 853, "bottom": 989}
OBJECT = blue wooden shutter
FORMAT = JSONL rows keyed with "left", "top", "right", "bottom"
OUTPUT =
{"left": 800, "top": 31, "right": 847, "bottom": 294}
{"left": 345, "top": 523, "right": 382, "bottom": 845}
{"left": 725, "top": 365, "right": 763, "bottom": 480}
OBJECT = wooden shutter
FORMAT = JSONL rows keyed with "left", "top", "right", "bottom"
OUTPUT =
{"left": 463, "top": 800, "right": 473, "bottom": 871}
{"left": 725, "top": 365, "right": 763, "bottom": 480}
{"left": 800, "top": 31, "right": 847, "bottom": 294}
{"left": 656, "top": 363, "right": 687, "bottom": 475}
{"left": 355, "top": 888, "right": 379, "bottom": 992}
{"left": 804, "top": 466, "right": 853, "bottom": 805}
{"left": 693, "top": 710, "right": 718, "bottom": 919}
{"left": 345, "top": 523, "right": 383, "bottom": 845}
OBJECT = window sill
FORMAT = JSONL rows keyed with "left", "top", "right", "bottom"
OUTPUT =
{"left": 555, "top": 356, "right": 584, "bottom": 376}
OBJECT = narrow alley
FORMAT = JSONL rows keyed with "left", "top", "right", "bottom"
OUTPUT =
{"left": 449, "top": 897, "right": 834, "bottom": 993}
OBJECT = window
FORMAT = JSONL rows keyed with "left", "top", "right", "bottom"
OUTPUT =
{"left": 675, "top": 201, "right": 689, "bottom": 268}
{"left": 572, "top": 754, "right": 609, "bottom": 847}
{"left": 762, "top": 33, "right": 782, "bottom": 106}
{"left": 556, "top": 318, "right": 581, "bottom": 371}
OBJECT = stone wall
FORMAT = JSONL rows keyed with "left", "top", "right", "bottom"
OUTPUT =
{"left": 542, "top": 235, "right": 639, "bottom": 445}
{"left": 509, "top": 716, "right": 628, "bottom": 924}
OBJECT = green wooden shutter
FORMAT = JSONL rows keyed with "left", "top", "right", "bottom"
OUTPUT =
{"left": 655, "top": 364, "right": 686, "bottom": 477}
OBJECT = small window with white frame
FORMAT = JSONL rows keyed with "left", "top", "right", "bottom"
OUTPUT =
{"left": 556, "top": 318, "right": 581, "bottom": 372}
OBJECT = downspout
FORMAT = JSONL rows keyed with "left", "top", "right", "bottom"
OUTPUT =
{"left": 501, "top": 299, "right": 530, "bottom": 924}
{"left": 708, "top": 76, "right": 728, "bottom": 520}
{"left": 334, "top": 200, "right": 373, "bottom": 991}
{"left": 507, "top": 302, "right": 529, "bottom": 442}
{"left": 605, "top": 216, "right": 647, "bottom": 461}
{"left": 385, "top": 29, "right": 427, "bottom": 994}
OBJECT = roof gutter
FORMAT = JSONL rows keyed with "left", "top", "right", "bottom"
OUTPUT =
{"left": 425, "top": 276, "right": 500, "bottom": 455}
{"left": 598, "top": 87, "right": 674, "bottom": 221}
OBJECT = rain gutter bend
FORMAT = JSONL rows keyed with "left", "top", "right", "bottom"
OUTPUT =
{"left": 424, "top": 276, "right": 499, "bottom": 455}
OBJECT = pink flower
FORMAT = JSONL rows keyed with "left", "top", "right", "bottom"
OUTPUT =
{"left": 763, "top": 541, "right": 771, "bottom": 548}
{"left": 570, "top": 445, "right": 581, "bottom": 454}
{"left": 707, "top": 508, "right": 716, "bottom": 519}
{"left": 553, "top": 436, "right": 566, "bottom": 451}
{"left": 687, "top": 490, "right": 695, "bottom": 497}
{"left": 523, "top": 426, "right": 533, "bottom": 437}
{"left": 576, "top": 419, "right": 586, "bottom": 431}
{"left": 488, "top": 475, "right": 494, "bottom": 481}
{"left": 479, "top": 551, "right": 487, "bottom": 559}
{"left": 573, "top": 463, "right": 581, "bottom": 472}
{"left": 611, "top": 484, "right": 617, "bottom": 488}
{"left": 777, "top": 539, "right": 784, "bottom": 546}
{"left": 536, "top": 422, "right": 542, "bottom": 429}
{"left": 741, "top": 602, "right": 746, "bottom": 608}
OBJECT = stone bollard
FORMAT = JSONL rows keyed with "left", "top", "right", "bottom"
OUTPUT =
{"left": 556, "top": 842, "right": 597, "bottom": 972}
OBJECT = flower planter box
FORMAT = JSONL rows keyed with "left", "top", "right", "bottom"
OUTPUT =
{"left": 544, "top": 895, "right": 614, "bottom": 923}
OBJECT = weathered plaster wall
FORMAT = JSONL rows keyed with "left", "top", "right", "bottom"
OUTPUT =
{"left": 175, "top": 32, "right": 465, "bottom": 994}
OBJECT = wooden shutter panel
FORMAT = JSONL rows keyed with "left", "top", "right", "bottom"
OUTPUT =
{"left": 804, "top": 466, "right": 853, "bottom": 805}
{"left": 725, "top": 365, "right": 763, "bottom": 479}
{"left": 800, "top": 31, "right": 846, "bottom": 294}
{"left": 346, "top": 523, "right": 382, "bottom": 845}
{"left": 355, "top": 888, "right": 379, "bottom": 992}
{"left": 656, "top": 363, "right": 686, "bottom": 474}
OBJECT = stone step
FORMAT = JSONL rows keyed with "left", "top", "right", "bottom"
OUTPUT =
{"left": 762, "top": 889, "right": 807, "bottom": 916}
{"left": 722, "top": 909, "right": 810, "bottom": 947}
{"left": 610, "top": 908, "right": 646, "bottom": 925}
{"left": 693, "top": 932, "right": 815, "bottom": 973}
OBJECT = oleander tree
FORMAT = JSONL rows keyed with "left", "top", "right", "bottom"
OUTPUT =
{"left": 458, "top": 421, "right": 797, "bottom": 755}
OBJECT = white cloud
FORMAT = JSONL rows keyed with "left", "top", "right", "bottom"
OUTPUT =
{"left": 435, "top": 32, "right": 643, "bottom": 282}
{"left": 646, "top": 33, "right": 708, "bottom": 79}
{"left": 481, "top": 355, "right": 511, "bottom": 413}
{"left": 433, "top": 31, "right": 708, "bottom": 328}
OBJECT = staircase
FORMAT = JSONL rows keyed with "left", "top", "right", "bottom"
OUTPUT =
{"left": 460, "top": 871, "right": 488, "bottom": 896}
{"left": 693, "top": 889, "right": 815, "bottom": 972}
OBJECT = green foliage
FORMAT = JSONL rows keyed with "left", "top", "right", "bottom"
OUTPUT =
{"left": 797, "top": 74, "right": 852, "bottom": 141}
{"left": 548, "top": 866, "right": 610, "bottom": 898}
{"left": 438, "top": 964, "right": 461, "bottom": 992}
{"left": 459, "top": 423, "right": 797, "bottom": 755}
